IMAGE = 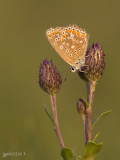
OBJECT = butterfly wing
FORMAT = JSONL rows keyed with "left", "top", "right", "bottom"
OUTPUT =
{"left": 46, "top": 25, "right": 88, "bottom": 66}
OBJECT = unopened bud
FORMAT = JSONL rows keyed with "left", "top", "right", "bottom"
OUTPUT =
{"left": 39, "top": 58, "right": 62, "bottom": 95}
{"left": 79, "top": 43, "right": 105, "bottom": 82}
{"left": 77, "top": 98, "right": 87, "bottom": 115}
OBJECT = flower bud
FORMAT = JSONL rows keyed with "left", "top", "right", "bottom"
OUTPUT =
{"left": 79, "top": 43, "right": 105, "bottom": 82}
{"left": 77, "top": 98, "right": 87, "bottom": 115}
{"left": 39, "top": 58, "right": 62, "bottom": 95}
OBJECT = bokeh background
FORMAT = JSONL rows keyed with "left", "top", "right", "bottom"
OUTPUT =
{"left": 0, "top": 0, "right": 120, "bottom": 159}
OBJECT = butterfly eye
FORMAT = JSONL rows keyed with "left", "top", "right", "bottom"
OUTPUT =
{"left": 70, "top": 66, "right": 76, "bottom": 72}
{"left": 68, "top": 27, "right": 71, "bottom": 29}
{"left": 75, "top": 50, "right": 77, "bottom": 53}
{"left": 72, "top": 28, "right": 75, "bottom": 30}
{"left": 78, "top": 48, "right": 81, "bottom": 51}
{"left": 69, "top": 54, "right": 72, "bottom": 57}
{"left": 54, "top": 42, "right": 57, "bottom": 45}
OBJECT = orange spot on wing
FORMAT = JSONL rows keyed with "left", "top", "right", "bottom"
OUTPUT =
{"left": 52, "top": 32, "right": 55, "bottom": 35}
{"left": 54, "top": 31, "right": 58, "bottom": 34}
{"left": 61, "top": 38, "right": 64, "bottom": 42}
{"left": 72, "top": 30, "right": 75, "bottom": 34}
{"left": 59, "top": 31, "right": 62, "bottom": 34}
{"left": 76, "top": 31, "right": 80, "bottom": 35}
{"left": 62, "top": 34, "right": 66, "bottom": 38}
{"left": 81, "top": 33, "right": 86, "bottom": 38}
{"left": 48, "top": 34, "right": 51, "bottom": 37}
{"left": 69, "top": 29, "right": 71, "bottom": 32}
{"left": 66, "top": 30, "right": 68, "bottom": 33}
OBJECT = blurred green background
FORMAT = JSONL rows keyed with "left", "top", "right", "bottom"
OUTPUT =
{"left": 0, "top": 0, "right": 120, "bottom": 159}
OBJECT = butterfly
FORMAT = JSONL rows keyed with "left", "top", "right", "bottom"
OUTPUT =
{"left": 45, "top": 25, "right": 89, "bottom": 72}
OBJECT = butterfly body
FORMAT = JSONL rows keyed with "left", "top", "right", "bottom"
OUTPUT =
{"left": 46, "top": 25, "right": 88, "bottom": 72}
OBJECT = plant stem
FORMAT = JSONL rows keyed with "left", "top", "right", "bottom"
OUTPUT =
{"left": 86, "top": 81, "right": 96, "bottom": 144}
{"left": 82, "top": 115, "right": 87, "bottom": 145}
{"left": 50, "top": 94, "right": 65, "bottom": 149}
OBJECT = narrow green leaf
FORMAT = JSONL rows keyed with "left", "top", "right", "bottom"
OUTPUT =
{"left": 61, "top": 148, "right": 76, "bottom": 160}
{"left": 44, "top": 104, "right": 54, "bottom": 126}
{"left": 92, "top": 110, "right": 112, "bottom": 127}
{"left": 83, "top": 141, "right": 102, "bottom": 160}
{"left": 93, "top": 132, "right": 101, "bottom": 142}
{"left": 82, "top": 98, "right": 89, "bottom": 108}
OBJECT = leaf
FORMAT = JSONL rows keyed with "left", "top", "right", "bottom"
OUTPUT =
{"left": 82, "top": 98, "right": 89, "bottom": 108}
{"left": 61, "top": 148, "right": 76, "bottom": 160}
{"left": 92, "top": 110, "right": 112, "bottom": 127}
{"left": 93, "top": 132, "right": 101, "bottom": 142}
{"left": 44, "top": 104, "right": 54, "bottom": 126}
{"left": 83, "top": 141, "right": 102, "bottom": 160}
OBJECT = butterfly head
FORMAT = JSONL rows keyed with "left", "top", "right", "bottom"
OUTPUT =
{"left": 70, "top": 66, "right": 76, "bottom": 72}
{"left": 70, "top": 57, "right": 85, "bottom": 72}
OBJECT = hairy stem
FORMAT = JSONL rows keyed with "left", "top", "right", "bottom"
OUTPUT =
{"left": 86, "top": 81, "right": 96, "bottom": 143}
{"left": 50, "top": 94, "right": 65, "bottom": 148}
